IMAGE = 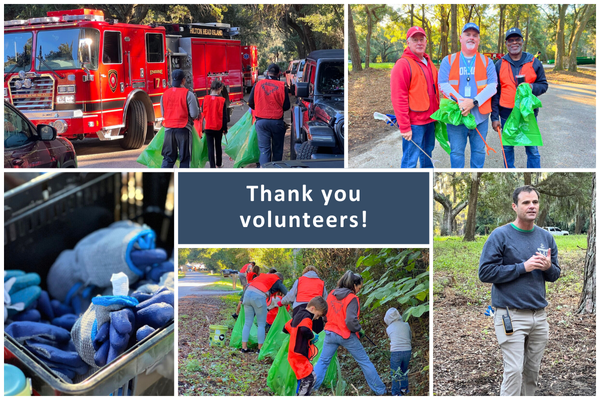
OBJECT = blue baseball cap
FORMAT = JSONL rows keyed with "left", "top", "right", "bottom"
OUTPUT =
{"left": 172, "top": 69, "right": 185, "bottom": 87}
{"left": 462, "top": 23, "right": 480, "bottom": 33}
{"left": 505, "top": 27, "right": 523, "bottom": 40}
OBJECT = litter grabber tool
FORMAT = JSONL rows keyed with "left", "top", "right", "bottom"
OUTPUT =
{"left": 495, "top": 125, "right": 508, "bottom": 168}
{"left": 448, "top": 95, "right": 496, "bottom": 156}
{"left": 373, "top": 112, "right": 440, "bottom": 167}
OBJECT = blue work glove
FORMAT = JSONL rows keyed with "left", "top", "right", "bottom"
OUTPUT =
{"left": 71, "top": 295, "right": 138, "bottom": 368}
{"left": 12, "top": 309, "right": 41, "bottom": 322}
{"left": 484, "top": 305, "right": 495, "bottom": 317}
{"left": 135, "top": 287, "right": 174, "bottom": 331}
{"left": 385, "top": 114, "right": 398, "bottom": 127}
{"left": 52, "top": 314, "right": 79, "bottom": 331}
{"left": 93, "top": 308, "right": 136, "bottom": 367}
{"left": 4, "top": 271, "right": 42, "bottom": 318}
{"left": 136, "top": 287, "right": 174, "bottom": 308}
{"left": 310, "top": 331, "right": 319, "bottom": 345}
{"left": 5, "top": 321, "right": 88, "bottom": 383}
{"left": 37, "top": 290, "right": 55, "bottom": 321}
{"left": 146, "top": 261, "right": 174, "bottom": 283}
{"left": 136, "top": 325, "right": 156, "bottom": 341}
{"left": 51, "top": 300, "right": 75, "bottom": 318}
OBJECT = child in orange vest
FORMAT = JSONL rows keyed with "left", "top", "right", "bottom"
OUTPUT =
{"left": 283, "top": 296, "right": 328, "bottom": 396}
{"left": 202, "top": 80, "right": 228, "bottom": 168}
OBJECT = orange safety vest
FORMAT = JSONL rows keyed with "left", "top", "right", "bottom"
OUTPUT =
{"left": 162, "top": 87, "right": 190, "bottom": 128}
{"left": 446, "top": 52, "right": 492, "bottom": 114}
{"left": 203, "top": 95, "right": 225, "bottom": 131}
{"left": 324, "top": 289, "right": 360, "bottom": 339}
{"left": 254, "top": 79, "right": 285, "bottom": 119}
{"left": 401, "top": 56, "right": 439, "bottom": 112}
{"left": 499, "top": 59, "right": 537, "bottom": 108}
{"left": 240, "top": 263, "right": 252, "bottom": 273}
{"left": 249, "top": 273, "right": 280, "bottom": 293}
{"left": 297, "top": 276, "right": 325, "bottom": 303}
{"left": 285, "top": 317, "right": 318, "bottom": 379}
{"left": 266, "top": 293, "right": 278, "bottom": 325}
{"left": 246, "top": 271, "right": 257, "bottom": 283}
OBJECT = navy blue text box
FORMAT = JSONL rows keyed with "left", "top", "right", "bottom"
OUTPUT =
{"left": 178, "top": 171, "right": 429, "bottom": 245}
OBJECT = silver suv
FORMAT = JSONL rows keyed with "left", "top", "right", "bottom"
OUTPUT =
{"left": 543, "top": 227, "right": 569, "bottom": 236}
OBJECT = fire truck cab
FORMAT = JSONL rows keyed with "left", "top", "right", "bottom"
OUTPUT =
{"left": 241, "top": 45, "right": 258, "bottom": 93}
{"left": 4, "top": 9, "right": 244, "bottom": 149}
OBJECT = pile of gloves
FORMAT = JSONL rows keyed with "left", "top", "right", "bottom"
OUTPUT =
{"left": 4, "top": 221, "right": 174, "bottom": 383}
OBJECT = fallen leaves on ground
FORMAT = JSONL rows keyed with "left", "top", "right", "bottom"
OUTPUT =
{"left": 545, "top": 69, "right": 596, "bottom": 85}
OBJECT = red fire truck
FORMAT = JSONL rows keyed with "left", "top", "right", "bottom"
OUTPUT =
{"left": 4, "top": 9, "right": 244, "bottom": 149}
{"left": 241, "top": 45, "right": 258, "bottom": 93}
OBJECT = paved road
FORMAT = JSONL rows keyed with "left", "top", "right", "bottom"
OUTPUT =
{"left": 349, "top": 82, "right": 595, "bottom": 168}
{"left": 76, "top": 89, "right": 295, "bottom": 168}
{"left": 178, "top": 271, "right": 240, "bottom": 298}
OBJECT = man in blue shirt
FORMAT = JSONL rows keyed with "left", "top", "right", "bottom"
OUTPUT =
{"left": 438, "top": 23, "right": 497, "bottom": 168}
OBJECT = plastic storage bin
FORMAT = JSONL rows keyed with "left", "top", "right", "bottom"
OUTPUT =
{"left": 4, "top": 172, "right": 175, "bottom": 396}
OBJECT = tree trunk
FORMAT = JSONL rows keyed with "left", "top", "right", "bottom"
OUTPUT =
{"left": 463, "top": 173, "right": 481, "bottom": 242}
{"left": 554, "top": 4, "right": 567, "bottom": 71}
{"left": 524, "top": 172, "right": 532, "bottom": 186}
{"left": 568, "top": 4, "right": 594, "bottom": 72}
{"left": 410, "top": 5, "right": 414, "bottom": 27}
{"left": 439, "top": 5, "right": 449, "bottom": 60}
{"left": 363, "top": 5, "right": 384, "bottom": 69}
{"left": 434, "top": 191, "right": 468, "bottom": 236}
{"left": 497, "top": 5, "right": 507, "bottom": 53}
{"left": 574, "top": 213, "right": 584, "bottom": 234}
{"left": 567, "top": 5, "right": 581, "bottom": 56}
{"left": 524, "top": 11, "right": 531, "bottom": 53}
{"left": 578, "top": 175, "right": 595, "bottom": 314}
{"left": 348, "top": 5, "right": 363, "bottom": 72}
{"left": 450, "top": 5, "right": 458, "bottom": 53}
{"left": 537, "top": 206, "right": 548, "bottom": 227}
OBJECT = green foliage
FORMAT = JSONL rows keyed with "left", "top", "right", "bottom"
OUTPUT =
{"left": 357, "top": 249, "right": 429, "bottom": 321}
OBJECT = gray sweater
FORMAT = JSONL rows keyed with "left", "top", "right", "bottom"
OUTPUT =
{"left": 479, "top": 224, "right": 561, "bottom": 309}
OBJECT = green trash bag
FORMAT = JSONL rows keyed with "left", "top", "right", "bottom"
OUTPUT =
{"left": 137, "top": 126, "right": 209, "bottom": 168}
{"left": 501, "top": 83, "right": 543, "bottom": 147}
{"left": 222, "top": 110, "right": 260, "bottom": 168}
{"left": 266, "top": 331, "right": 346, "bottom": 396}
{"left": 258, "top": 307, "right": 291, "bottom": 361}
{"left": 431, "top": 98, "right": 477, "bottom": 130}
{"left": 434, "top": 121, "right": 451, "bottom": 155}
{"left": 229, "top": 306, "right": 259, "bottom": 348}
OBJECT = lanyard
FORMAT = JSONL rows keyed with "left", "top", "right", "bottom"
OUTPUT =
{"left": 460, "top": 52, "right": 475, "bottom": 82}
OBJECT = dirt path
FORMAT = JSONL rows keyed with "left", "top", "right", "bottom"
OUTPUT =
{"left": 433, "top": 294, "right": 596, "bottom": 396}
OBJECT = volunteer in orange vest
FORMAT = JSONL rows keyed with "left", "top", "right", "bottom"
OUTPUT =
{"left": 390, "top": 26, "right": 440, "bottom": 168}
{"left": 313, "top": 271, "right": 386, "bottom": 395}
{"left": 232, "top": 262, "right": 256, "bottom": 320}
{"left": 241, "top": 271, "right": 288, "bottom": 353}
{"left": 160, "top": 69, "right": 199, "bottom": 168}
{"left": 279, "top": 265, "right": 328, "bottom": 332}
{"left": 202, "top": 79, "right": 228, "bottom": 168}
{"left": 283, "top": 296, "right": 328, "bottom": 396}
{"left": 491, "top": 27, "right": 548, "bottom": 168}
{"left": 248, "top": 63, "right": 290, "bottom": 166}
{"left": 438, "top": 23, "right": 497, "bottom": 168}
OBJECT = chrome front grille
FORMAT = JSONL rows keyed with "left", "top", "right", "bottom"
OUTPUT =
{"left": 9, "top": 76, "right": 54, "bottom": 110}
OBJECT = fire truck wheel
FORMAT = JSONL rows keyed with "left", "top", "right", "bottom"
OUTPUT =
{"left": 297, "top": 141, "right": 318, "bottom": 160}
{"left": 120, "top": 99, "right": 147, "bottom": 150}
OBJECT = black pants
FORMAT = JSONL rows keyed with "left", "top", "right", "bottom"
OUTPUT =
{"left": 293, "top": 304, "right": 325, "bottom": 333}
{"left": 161, "top": 127, "right": 191, "bottom": 168}
{"left": 205, "top": 129, "right": 223, "bottom": 168}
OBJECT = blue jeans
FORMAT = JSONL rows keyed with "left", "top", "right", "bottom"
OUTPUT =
{"left": 242, "top": 290, "right": 267, "bottom": 344}
{"left": 256, "top": 118, "right": 286, "bottom": 166}
{"left": 313, "top": 331, "right": 386, "bottom": 395}
{"left": 391, "top": 350, "right": 411, "bottom": 395}
{"left": 446, "top": 120, "right": 489, "bottom": 168}
{"left": 500, "top": 117, "right": 541, "bottom": 168}
{"left": 161, "top": 127, "right": 191, "bottom": 168}
{"left": 401, "top": 122, "right": 435, "bottom": 168}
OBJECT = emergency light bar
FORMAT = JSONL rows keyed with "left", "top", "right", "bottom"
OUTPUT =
{"left": 4, "top": 20, "right": 28, "bottom": 27}
{"left": 62, "top": 14, "right": 104, "bottom": 22}
{"left": 28, "top": 17, "right": 61, "bottom": 25}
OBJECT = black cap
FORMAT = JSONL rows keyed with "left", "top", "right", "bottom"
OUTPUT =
{"left": 172, "top": 69, "right": 185, "bottom": 86}
{"left": 267, "top": 63, "right": 280, "bottom": 75}
{"left": 505, "top": 27, "right": 523, "bottom": 40}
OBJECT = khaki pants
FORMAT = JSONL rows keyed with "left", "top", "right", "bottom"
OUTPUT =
{"left": 494, "top": 308, "right": 549, "bottom": 396}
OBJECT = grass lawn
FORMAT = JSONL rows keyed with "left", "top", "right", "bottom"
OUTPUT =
{"left": 203, "top": 277, "right": 242, "bottom": 291}
{"left": 433, "top": 234, "right": 587, "bottom": 304}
